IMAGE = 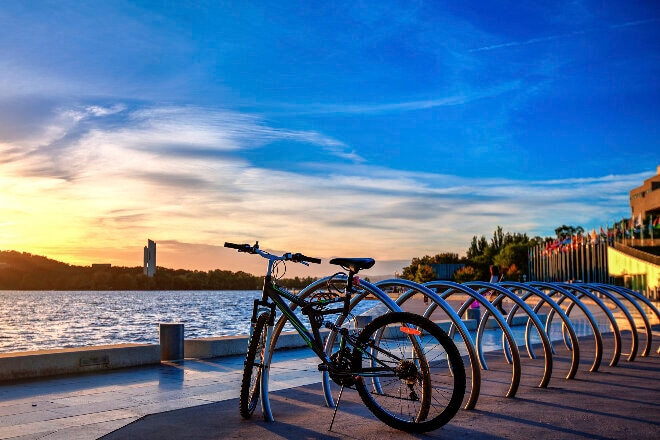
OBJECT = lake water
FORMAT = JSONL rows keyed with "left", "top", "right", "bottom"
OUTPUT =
{"left": 0, "top": 290, "right": 639, "bottom": 355}
{"left": 0, "top": 290, "right": 380, "bottom": 353}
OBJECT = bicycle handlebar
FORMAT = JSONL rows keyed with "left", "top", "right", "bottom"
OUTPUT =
{"left": 224, "top": 242, "right": 321, "bottom": 265}
{"left": 224, "top": 242, "right": 253, "bottom": 252}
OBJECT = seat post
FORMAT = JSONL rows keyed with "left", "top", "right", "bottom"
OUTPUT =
{"left": 346, "top": 271, "right": 356, "bottom": 293}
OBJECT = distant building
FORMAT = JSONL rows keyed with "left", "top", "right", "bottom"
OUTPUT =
{"left": 430, "top": 263, "right": 465, "bottom": 280}
{"left": 630, "top": 164, "right": 660, "bottom": 220}
{"left": 143, "top": 239, "right": 156, "bottom": 277}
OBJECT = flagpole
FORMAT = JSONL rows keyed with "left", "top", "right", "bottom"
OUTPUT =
{"left": 580, "top": 235, "right": 585, "bottom": 282}
{"left": 651, "top": 214, "right": 654, "bottom": 245}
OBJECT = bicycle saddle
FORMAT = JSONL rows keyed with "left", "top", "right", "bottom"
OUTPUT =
{"left": 329, "top": 257, "right": 375, "bottom": 273}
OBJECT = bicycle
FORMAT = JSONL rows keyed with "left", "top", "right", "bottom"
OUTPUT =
{"left": 225, "top": 241, "right": 466, "bottom": 433}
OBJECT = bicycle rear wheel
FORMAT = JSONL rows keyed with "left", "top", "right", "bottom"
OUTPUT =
{"left": 353, "top": 311, "right": 466, "bottom": 433}
{"left": 239, "top": 312, "right": 270, "bottom": 419}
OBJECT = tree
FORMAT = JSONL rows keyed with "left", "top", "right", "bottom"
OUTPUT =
{"left": 467, "top": 235, "right": 489, "bottom": 259}
{"left": 414, "top": 265, "right": 437, "bottom": 283}
{"left": 493, "top": 243, "right": 529, "bottom": 279}
{"left": 554, "top": 225, "right": 584, "bottom": 240}
{"left": 400, "top": 253, "right": 462, "bottom": 281}
{"left": 453, "top": 266, "right": 479, "bottom": 283}
{"left": 491, "top": 226, "right": 505, "bottom": 252}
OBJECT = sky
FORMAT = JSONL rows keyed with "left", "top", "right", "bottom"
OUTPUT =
{"left": 1, "top": 0, "right": 659, "bottom": 277}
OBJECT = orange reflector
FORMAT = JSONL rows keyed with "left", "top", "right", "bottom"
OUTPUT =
{"left": 400, "top": 326, "right": 421, "bottom": 336}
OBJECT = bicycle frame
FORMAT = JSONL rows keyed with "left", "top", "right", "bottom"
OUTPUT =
{"left": 253, "top": 273, "right": 351, "bottom": 367}
{"left": 256, "top": 273, "right": 426, "bottom": 380}
{"left": 246, "top": 254, "right": 352, "bottom": 422}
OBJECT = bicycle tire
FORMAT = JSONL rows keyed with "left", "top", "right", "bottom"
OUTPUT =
{"left": 239, "top": 312, "right": 270, "bottom": 419}
{"left": 353, "top": 311, "right": 466, "bottom": 433}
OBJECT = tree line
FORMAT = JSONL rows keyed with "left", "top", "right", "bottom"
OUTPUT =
{"left": 0, "top": 251, "right": 317, "bottom": 291}
{"left": 400, "top": 225, "right": 576, "bottom": 283}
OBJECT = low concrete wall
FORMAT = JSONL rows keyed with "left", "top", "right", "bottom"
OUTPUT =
{"left": 184, "top": 319, "right": 481, "bottom": 359}
{"left": 0, "top": 315, "right": 538, "bottom": 381}
{"left": 184, "top": 329, "right": 334, "bottom": 359}
{"left": 0, "top": 344, "right": 161, "bottom": 382}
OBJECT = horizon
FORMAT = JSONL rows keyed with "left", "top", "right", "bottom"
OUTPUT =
{"left": 1, "top": 1, "right": 658, "bottom": 278}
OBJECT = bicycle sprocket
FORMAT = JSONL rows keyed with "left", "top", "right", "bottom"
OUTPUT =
{"left": 329, "top": 347, "right": 357, "bottom": 387}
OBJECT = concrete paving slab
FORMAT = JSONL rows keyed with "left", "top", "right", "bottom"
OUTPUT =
{"left": 99, "top": 333, "right": 660, "bottom": 440}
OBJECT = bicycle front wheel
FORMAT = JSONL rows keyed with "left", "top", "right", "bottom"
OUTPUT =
{"left": 353, "top": 311, "right": 466, "bottom": 433}
{"left": 239, "top": 312, "right": 270, "bottom": 419}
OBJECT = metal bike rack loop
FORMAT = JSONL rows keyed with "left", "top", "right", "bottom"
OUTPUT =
{"left": 528, "top": 282, "right": 603, "bottom": 374}
{"left": 500, "top": 282, "right": 581, "bottom": 378}
{"left": 464, "top": 281, "right": 554, "bottom": 388}
{"left": 607, "top": 285, "right": 660, "bottom": 327}
{"left": 557, "top": 283, "right": 622, "bottom": 367}
{"left": 594, "top": 284, "right": 658, "bottom": 357}
{"left": 580, "top": 284, "right": 639, "bottom": 362}
{"left": 375, "top": 279, "right": 481, "bottom": 410}
{"left": 423, "top": 281, "right": 526, "bottom": 396}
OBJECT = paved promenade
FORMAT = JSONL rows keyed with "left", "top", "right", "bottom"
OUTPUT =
{"left": 1, "top": 330, "right": 657, "bottom": 440}
{"left": 101, "top": 332, "right": 660, "bottom": 440}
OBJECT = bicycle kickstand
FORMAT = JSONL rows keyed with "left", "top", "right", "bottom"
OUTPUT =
{"left": 328, "top": 384, "right": 345, "bottom": 432}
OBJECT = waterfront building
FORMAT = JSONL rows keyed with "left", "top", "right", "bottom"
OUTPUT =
{"left": 629, "top": 164, "right": 660, "bottom": 220}
{"left": 529, "top": 165, "right": 660, "bottom": 299}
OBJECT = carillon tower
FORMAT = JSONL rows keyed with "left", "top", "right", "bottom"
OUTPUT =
{"left": 143, "top": 239, "right": 156, "bottom": 277}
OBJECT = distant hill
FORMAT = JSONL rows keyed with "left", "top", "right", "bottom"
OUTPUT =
{"left": 0, "top": 250, "right": 316, "bottom": 291}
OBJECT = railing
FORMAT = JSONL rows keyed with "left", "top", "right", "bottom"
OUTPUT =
{"left": 613, "top": 241, "right": 660, "bottom": 265}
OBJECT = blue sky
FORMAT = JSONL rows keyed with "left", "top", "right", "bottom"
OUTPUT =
{"left": 1, "top": 0, "right": 658, "bottom": 276}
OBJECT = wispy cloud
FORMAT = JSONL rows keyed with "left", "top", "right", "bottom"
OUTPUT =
{"left": 609, "top": 18, "right": 659, "bottom": 29}
{"left": 1, "top": 100, "right": 648, "bottom": 273}
{"left": 468, "top": 32, "right": 581, "bottom": 53}
{"left": 268, "top": 82, "right": 520, "bottom": 116}
{"left": 468, "top": 18, "right": 658, "bottom": 53}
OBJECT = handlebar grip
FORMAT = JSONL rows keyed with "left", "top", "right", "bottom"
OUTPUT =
{"left": 291, "top": 253, "right": 322, "bottom": 264}
{"left": 224, "top": 242, "right": 252, "bottom": 252}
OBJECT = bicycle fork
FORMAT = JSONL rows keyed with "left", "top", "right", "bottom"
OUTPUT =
{"left": 260, "top": 322, "right": 275, "bottom": 423}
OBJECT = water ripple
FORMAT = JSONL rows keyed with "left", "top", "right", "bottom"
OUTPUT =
{"left": 0, "top": 290, "right": 377, "bottom": 353}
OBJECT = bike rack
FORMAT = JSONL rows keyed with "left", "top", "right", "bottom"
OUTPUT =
{"left": 464, "top": 281, "right": 554, "bottom": 389}
{"left": 595, "top": 284, "right": 657, "bottom": 357}
{"left": 558, "top": 283, "right": 622, "bottom": 367}
{"left": 421, "top": 281, "right": 527, "bottom": 396}
{"left": 245, "top": 277, "right": 658, "bottom": 423}
{"left": 500, "top": 282, "right": 581, "bottom": 378}
{"left": 580, "top": 284, "right": 639, "bottom": 362}
{"left": 374, "top": 279, "right": 481, "bottom": 410}
{"left": 528, "top": 282, "right": 603, "bottom": 374}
